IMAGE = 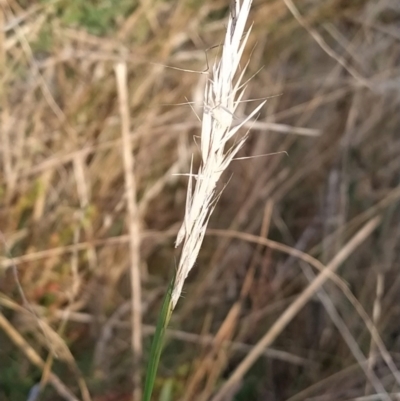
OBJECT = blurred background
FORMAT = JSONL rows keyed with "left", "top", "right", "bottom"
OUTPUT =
{"left": 1, "top": 0, "right": 400, "bottom": 400}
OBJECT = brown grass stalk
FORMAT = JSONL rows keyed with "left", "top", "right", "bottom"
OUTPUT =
{"left": 114, "top": 61, "right": 142, "bottom": 401}
{"left": 211, "top": 216, "right": 381, "bottom": 401}
{"left": 0, "top": 312, "right": 79, "bottom": 401}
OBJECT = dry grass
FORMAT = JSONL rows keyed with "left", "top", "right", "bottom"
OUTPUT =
{"left": 1, "top": 0, "right": 400, "bottom": 400}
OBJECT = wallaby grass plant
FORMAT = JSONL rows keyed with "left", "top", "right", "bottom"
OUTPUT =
{"left": 2, "top": 0, "right": 400, "bottom": 400}
{"left": 143, "top": 0, "right": 265, "bottom": 398}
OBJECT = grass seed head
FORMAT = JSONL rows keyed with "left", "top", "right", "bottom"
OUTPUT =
{"left": 171, "top": 0, "right": 263, "bottom": 309}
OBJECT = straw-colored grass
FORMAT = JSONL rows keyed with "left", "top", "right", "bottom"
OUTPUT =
{"left": 1, "top": 0, "right": 400, "bottom": 400}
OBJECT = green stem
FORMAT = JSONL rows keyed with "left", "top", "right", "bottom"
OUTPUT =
{"left": 142, "top": 275, "right": 175, "bottom": 401}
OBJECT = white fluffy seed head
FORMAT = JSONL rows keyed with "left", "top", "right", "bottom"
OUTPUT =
{"left": 172, "top": 0, "right": 264, "bottom": 309}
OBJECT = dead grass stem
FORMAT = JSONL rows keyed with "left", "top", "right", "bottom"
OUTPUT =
{"left": 115, "top": 62, "right": 143, "bottom": 400}
{"left": 212, "top": 217, "right": 381, "bottom": 401}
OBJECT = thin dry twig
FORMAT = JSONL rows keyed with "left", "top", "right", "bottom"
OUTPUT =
{"left": 114, "top": 61, "right": 142, "bottom": 401}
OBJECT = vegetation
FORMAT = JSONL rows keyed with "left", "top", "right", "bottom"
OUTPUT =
{"left": 1, "top": 0, "right": 400, "bottom": 400}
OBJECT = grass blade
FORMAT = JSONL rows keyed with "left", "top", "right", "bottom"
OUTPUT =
{"left": 142, "top": 275, "right": 175, "bottom": 401}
